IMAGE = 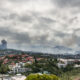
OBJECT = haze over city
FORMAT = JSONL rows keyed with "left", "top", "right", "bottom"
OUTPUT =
{"left": 0, "top": 0, "right": 80, "bottom": 52}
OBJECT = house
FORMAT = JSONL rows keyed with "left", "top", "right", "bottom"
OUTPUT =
{"left": 12, "top": 67, "right": 29, "bottom": 73}
{"left": 9, "top": 62, "right": 31, "bottom": 74}
{"left": 74, "top": 64, "right": 80, "bottom": 68}
{"left": 57, "top": 63, "right": 67, "bottom": 68}
{"left": 58, "top": 58, "right": 76, "bottom": 64}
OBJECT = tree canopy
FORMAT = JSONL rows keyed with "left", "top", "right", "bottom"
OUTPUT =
{"left": 25, "top": 74, "right": 59, "bottom": 80}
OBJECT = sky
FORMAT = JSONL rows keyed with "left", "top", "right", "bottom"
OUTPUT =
{"left": 0, "top": 0, "right": 80, "bottom": 52}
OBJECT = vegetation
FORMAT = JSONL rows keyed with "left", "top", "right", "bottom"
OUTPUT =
{"left": 60, "top": 68, "right": 80, "bottom": 80}
{"left": 0, "top": 60, "right": 10, "bottom": 74}
{"left": 25, "top": 57, "right": 74, "bottom": 76}
{"left": 0, "top": 53, "right": 80, "bottom": 80}
{"left": 25, "top": 57, "right": 78, "bottom": 80}
{"left": 25, "top": 74, "right": 59, "bottom": 80}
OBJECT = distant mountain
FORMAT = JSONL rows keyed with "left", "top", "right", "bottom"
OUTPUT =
{"left": 24, "top": 45, "right": 76, "bottom": 54}
{"left": 54, "top": 46, "right": 72, "bottom": 50}
{"left": 2, "top": 45, "right": 78, "bottom": 55}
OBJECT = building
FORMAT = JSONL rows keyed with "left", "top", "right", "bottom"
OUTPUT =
{"left": 0, "top": 74, "right": 26, "bottom": 80}
{"left": 11, "top": 75, "right": 26, "bottom": 80}
{"left": 57, "top": 58, "right": 80, "bottom": 68}
{"left": 0, "top": 39, "right": 7, "bottom": 50}
{"left": 57, "top": 63, "right": 67, "bottom": 68}
{"left": 9, "top": 62, "right": 31, "bottom": 74}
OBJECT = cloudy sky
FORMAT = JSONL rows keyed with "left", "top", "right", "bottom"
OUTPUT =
{"left": 0, "top": 0, "right": 80, "bottom": 51}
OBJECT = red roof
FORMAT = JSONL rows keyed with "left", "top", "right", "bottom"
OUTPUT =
{"left": 8, "top": 55, "right": 15, "bottom": 57}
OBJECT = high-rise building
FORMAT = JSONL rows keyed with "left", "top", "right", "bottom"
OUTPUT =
{"left": 0, "top": 40, "right": 7, "bottom": 50}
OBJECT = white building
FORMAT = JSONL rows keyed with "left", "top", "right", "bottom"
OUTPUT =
{"left": 74, "top": 64, "right": 80, "bottom": 68}
{"left": 11, "top": 75, "right": 26, "bottom": 80}
{"left": 9, "top": 62, "right": 31, "bottom": 74}
{"left": 58, "top": 58, "right": 76, "bottom": 64}
{"left": 57, "top": 63, "right": 67, "bottom": 68}
{"left": 58, "top": 58, "right": 80, "bottom": 68}
{"left": 0, "top": 74, "right": 26, "bottom": 80}
{"left": 12, "top": 67, "right": 29, "bottom": 73}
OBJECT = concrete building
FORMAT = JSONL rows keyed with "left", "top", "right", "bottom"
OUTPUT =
{"left": 57, "top": 63, "right": 67, "bottom": 68}
{"left": 9, "top": 62, "right": 31, "bottom": 74}
{"left": 0, "top": 74, "right": 26, "bottom": 80}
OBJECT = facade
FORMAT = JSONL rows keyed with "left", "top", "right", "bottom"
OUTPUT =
{"left": 58, "top": 58, "right": 80, "bottom": 68}
{"left": 0, "top": 75, "right": 26, "bottom": 80}
{"left": 0, "top": 40, "right": 7, "bottom": 50}
{"left": 12, "top": 67, "right": 29, "bottom": 73}
{"left": 9, "top": 62, "right": 31, "bottom": 74}
{"left": 57, "top": 63, "right": 67, "bottom": 68}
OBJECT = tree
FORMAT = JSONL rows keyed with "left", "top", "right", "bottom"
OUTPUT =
{"left": 0, "top": 64, "right": 9, "bottom": 74}
{"left": 25, "top": 74, "right": 59, "bottom": 80}
{"left": 0, "top": 64, "right": 10, "bottom": 80}
{"left": 62, "top": 64, "right": 74, "bottom": 72}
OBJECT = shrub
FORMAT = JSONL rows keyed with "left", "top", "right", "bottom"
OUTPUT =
{"left": 25, "top": 74, "right": 59, "bottom": 80}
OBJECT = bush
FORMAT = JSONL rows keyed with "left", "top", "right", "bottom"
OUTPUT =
{"left": 25, "top": 74, "right": 59, "bottom": 80}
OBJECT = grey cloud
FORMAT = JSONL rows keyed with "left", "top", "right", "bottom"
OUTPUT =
{"left": 62, "top": 36, "right": 77, "bottom": 47}
{"left": 9, "top": 13, "right": 18, "bottom": 20}
{"left": 53, "top": 0, "right": 80, "bottom": 8}
{"left": 32, "top": 34, "right": 49, "bottom": 44}
{"left": 19, "top": 15, "right": 33, "bottom": 23}
{"left": 0, "top": 12, "right": 33, "bottom": 23}
{"left": 33, "top": 16, "right": 56, "bottom": 31}
{"left": 53, "top": 30, "right": 78, "bottom": 47}
{"left": 55, "top": 31, "right": 67, "bottom": 38}
{"left": 0, "top": 0, "right": 80, "bottom": 50}
{"left": 39, "top": 17, "right": 56, "bottom": 23}
{"left": 0, "top": 27, "right": 31, "bottom": 44}
{"left": 9, "top": 12, "right": 34, "bottom": 23}
{"left": 9, "top": 0, "right": 30, "bottom": 2}
{"left": 68, "top": 17, "right": 78, "bottom": 24}
{"left": 0, "top": 27, "right": 54, "bottom": 46}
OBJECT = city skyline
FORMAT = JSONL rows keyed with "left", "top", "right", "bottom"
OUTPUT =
{"left": 0, "top": 0, "right": 80, "bottom": 51}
